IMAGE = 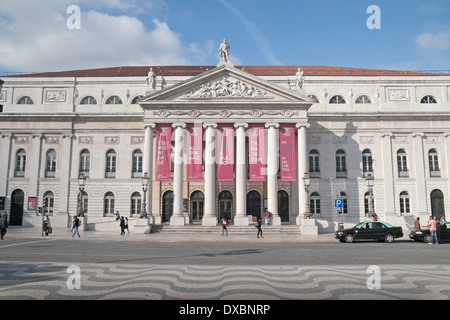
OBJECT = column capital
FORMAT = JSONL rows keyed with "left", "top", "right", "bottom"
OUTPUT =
{"left": 380, "top": 132, "right": 393, "bottom": 138}
{"left": 234, "top": 122, "right": 248, "bottom": 129}
{"left": 172, "top": 122, "right": 186, "bottom": 129}
{"left": 295, "top": 122, "right": 310, "bottom": 129}
{"left": 144, "top": 123, "right": 156, "bottom": 129}
{"left": 411, "top": 132, "right": 425, "bottom": 138}
{"left": 203, "top": 122, "right": 217, "bottom": 129}
{"left": 265, "top": 122, "right": 279, "bottom": 129}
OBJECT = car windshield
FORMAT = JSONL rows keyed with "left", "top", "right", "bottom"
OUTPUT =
{"left": 354, "top": 222, "right": 394, "bottom": 229}
{"left": 354, "top": 222, "right": 365, "bottom": 229}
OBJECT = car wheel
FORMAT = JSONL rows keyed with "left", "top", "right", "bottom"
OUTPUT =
{"left": 384, "top": 233, "right": 394, "bottom": 243}
{"left": 423, "top": 234, "right": 431, "bottom": 243}
{"left": 344, "top": 233, "right": 354, "bottom": 243}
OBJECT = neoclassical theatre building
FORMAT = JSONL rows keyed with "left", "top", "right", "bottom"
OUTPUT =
{"left": 0, "top": 57, "right": 449, "bottom": 233}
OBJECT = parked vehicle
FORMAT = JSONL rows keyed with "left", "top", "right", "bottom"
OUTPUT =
{"left": 335, "top": 221, "right": 403, "bottom": 243}
{"left": 409, "top": 221, "right": 450, "bottom": 242}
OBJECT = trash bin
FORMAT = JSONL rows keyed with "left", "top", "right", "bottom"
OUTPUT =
{"left": 338, "top": 223, "right": 344, "bottom": 230}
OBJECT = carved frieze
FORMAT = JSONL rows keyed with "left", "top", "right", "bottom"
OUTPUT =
{"left": 45, "top": 90, "right": 67, "bottom": 102}
{"left": 105, "top": 136, "right": 119, "bottom": 144}
{"left": 79, "top": 136, "right": 94, "bottom": 144}
{"left": 388, "top": 89, "right": 409, "bottom": 101}
{"left": 359, "top": 136, "right": 374, "bottom": 144}
{"left": 131, "top": 136, "right": 144, "bottom": 144}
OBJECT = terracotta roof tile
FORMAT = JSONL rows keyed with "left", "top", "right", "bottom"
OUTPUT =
{"left": 3, "top": 65, "right": 446, "bottom": 78}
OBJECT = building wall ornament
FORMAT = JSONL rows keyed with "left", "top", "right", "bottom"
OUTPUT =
{"left": 79, "top": 136, "right": 94, "bottom": 144}
{"left": 45, "top": 90, "right": 66, "bottom": 102}
{"left": 388, "top": 89, "right": 409, "bottom": 101}
{"left": 104, "top": 136, "right": 119, "bottom": 144}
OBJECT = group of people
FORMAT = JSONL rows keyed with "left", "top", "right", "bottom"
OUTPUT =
{"left": 115, "top": 211, "right": 129, "bottom": 235}
{"left": 414, "top": 216, "right": 443, "bottom": 244}
{"left": 221, "top": 208, "right": 271, "bottom": 238}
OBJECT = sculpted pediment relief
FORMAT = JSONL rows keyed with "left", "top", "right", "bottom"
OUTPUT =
{"left": 180, "top": 77, "right": 274, "bottom": 100}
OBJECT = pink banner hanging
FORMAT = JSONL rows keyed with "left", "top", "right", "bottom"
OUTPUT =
{"left": 186, "top": 124, "right": 203, "bottom": 181}
{"left": 217, "top": 124, "right": 234, "bottom": 181}
{"left": 279, "top": 124, "right": 296, "bottom": 181}
{"left": 248, "top": 124, "right": 265, "bottom": 181}
{"left": 155, "top": 124, "right": 172, "bottom": 181}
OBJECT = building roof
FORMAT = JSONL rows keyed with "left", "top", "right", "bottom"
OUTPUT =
{"left": 3, "top": 65, "right": 447, "bottom": 78}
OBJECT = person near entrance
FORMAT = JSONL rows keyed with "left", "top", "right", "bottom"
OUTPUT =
{"left": 221, "top": 218, "right": 228, "bottom": 236}
{"left": 256, "top": 218, "right": 263, "bottom": 238}
{"left": 43, "top": 215, "right": 51, "bottom": 236}
{"left": 423, "top": 216, "right": 439, "bottom": 244}
{"left": 0, "top": 212, "right": 8, "bottom": 240}
{"left": 264, "top": 208, "right": 271, "bottom": 226}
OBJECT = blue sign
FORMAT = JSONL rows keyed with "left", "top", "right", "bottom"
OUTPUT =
{"left": 335, "top": 199, "right": 343, "bottom": 208}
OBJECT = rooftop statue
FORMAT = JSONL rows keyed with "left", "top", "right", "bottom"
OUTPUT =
{"left": 218, "top": 39, "right": 231, "bottom": 63}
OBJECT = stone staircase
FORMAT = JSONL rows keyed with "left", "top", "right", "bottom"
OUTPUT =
{"left": 151, "top": 223, "right": 302, "bottom": 235}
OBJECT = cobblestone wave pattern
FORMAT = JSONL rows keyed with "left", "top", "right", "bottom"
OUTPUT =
{"left": 1, "top": 262, "right": 450, "bottom": 300}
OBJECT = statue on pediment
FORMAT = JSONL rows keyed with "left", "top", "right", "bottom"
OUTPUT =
{"left": 147, "top": 68, "right": 156, "bottom": 90}
{"left": 218, "top": 39, "right": 230, "bottom": 63}
{"left": 295, "top": 68, "right": 304, "bottom": 90}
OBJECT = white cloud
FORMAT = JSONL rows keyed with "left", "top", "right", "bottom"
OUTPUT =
{"left": 0, "top": 0, "right": 205, "bottom": 72}
{"left": 415, "top": 29, "right": 450, "bottom": 52}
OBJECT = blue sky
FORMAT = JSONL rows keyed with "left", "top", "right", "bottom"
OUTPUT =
{"left": 0, "top": 0, "right": 449, "bottom": 73}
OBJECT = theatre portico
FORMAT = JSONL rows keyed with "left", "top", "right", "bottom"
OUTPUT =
{"left": 0, "top": 44, "right": 449, "bottom": 234}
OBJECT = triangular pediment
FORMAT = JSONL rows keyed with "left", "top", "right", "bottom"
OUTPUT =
{"left": 139, "top": 63, "right": 312, "bottom": 104}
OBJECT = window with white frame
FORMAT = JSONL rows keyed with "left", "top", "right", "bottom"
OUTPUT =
{"left": 45, "top": 149, "right": 57, "bottom": 178}
{"left": 310, "top": 192, "right": 321, "bottom": 215}
{"left": 355, "top": 95, "right": 372, "bottom": 104}
{"left": 309, "top": 150, "right": 320, "bottom": 176}
{"left": 329, "top": 95, "right": 346, "bottom": 104}
{"left": 132, "top": 149, "right": 143, "bottom": 178}
{"left": 15, "top": 149, "right": 26, "bottom": 177}
{"left": 104, "top": 192, "right": 115, "bottom": 216}
{"left": 105, "top": 149, "right": 117, "bottom": 178}
{"left": 80, "top": 96, "right": 97, "bottom": 105}
{"left": 79, "top": 149, "right": 90, "bottom": 177}
{"left": 42, "top": 191, "right": 54, "bottom": 214}
{"left": 105, "top": 96, "right": 123, "bottom": 105}
{"left": 17, "top": 96, "right": 34, "bottom": 104}
{"left": 399, "top": 191, "right": 410, "bottom": 214}
{"left": 131, "top": 192, "right": 142, "bottom": 217}
{"left": 397, "top": 149, "right": 408, "bottom": 177}
{"left": 336, "top": 149, "right": 347, "bottom": 178}
{"left": 428, "top": 149, "right": 440, "bottom": 177}
{"left": 362, "top": 149, "right": 373, "bottom": 176}
{"left": 420, "top": 95, "right": 437, "bottom": 104}
{"left": 338, "top": 191, "right": 348, "bottom": 214}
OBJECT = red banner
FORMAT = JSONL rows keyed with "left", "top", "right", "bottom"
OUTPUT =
{"left": 217, "top": 124, "right": 234, "bottom": 181}
{"left": 279, "top": 124, "right": 296, "bottom": 181}
{"left": 155, "top": 124, "right": 172, "bottom": 181}
{"left": 248, "top": 124, "right": 265, "bottom": 181}
{"left": 186, "top": 124, "right": 203, "bottom": 181}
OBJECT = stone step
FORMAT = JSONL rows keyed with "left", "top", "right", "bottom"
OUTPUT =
{"left": 151, "top": 224, "right": 302, "bottom": 235}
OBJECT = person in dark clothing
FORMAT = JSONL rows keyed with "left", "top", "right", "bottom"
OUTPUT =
{"left": 0, "top": 213, "right": 8, "bottom": 240}
{"left": 120, "top": 216, "right": 125, "bottom": 235}
{"left": 256, "top": 218, "right": 263, "bottom": 238}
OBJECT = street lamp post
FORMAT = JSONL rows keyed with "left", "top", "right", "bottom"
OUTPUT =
{"left": 303, "top": 173, "right": 311, "bottom": 219}
{"left": 366, "top": 173, "right": 375, "bottom": 218}
{"left": 77, "top": 173, "right": 86, "bottom": 217}
{"left": 141, "top": 172, "right": 149, "bottom": 218}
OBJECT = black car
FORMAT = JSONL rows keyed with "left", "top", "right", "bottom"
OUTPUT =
{"left": 409, "top": 221, "right": 450, "bottom": 242}
{"left": 335, "top": 221, "right": 403, "bottom": 243}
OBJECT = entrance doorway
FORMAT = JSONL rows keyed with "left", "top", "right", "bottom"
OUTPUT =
{"left": 431, "top": 189, "right": 445, "bottom": 221}
{"left": 218, "top": 191, "right": 233, "bottom": 223}
{"left": 10, "top": 189, "right": 24, "bottom": 226}
{"left": 246, "top": 190, "right": 261, "bottom": 220}
{"left": 190, "top": 191, "right": 204, "bottom": 223}
{"left": 278, "top": 190, "right": 289, "bottom": 222}
{"left": 162, "top": 191, "right": 173, "bottom": 223}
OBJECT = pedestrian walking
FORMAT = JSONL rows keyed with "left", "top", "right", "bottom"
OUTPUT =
{"left": 0, "top": 212, "right": 8, "bottom": 240}
{"left": 71, "top": 215, "right": 81, "bottom": 238}
{"left": 414, "top": 217, "right": 421, "bottom": 231}
{"left": 124, "top": 217, "right": 129, "bottom": 234}
{"left": 221, "top": 218, "right": 228, "bottom": 236}
{"left": 115, "top": 210, "right": 120, "bottom": 221}
{"left": 256, "top": 218, "right": 263, "bottom": 238}
{"left": 120, "top": 216, "right": 125, "bottom": 235}
{"left": 43, "top": 215, "right": 52, "bottom": 236}
{"left": 264, "top": 208, "right": 271, "bottom": 226}
{"left": 423, "top": 216, "right": 439, "bottom": 244}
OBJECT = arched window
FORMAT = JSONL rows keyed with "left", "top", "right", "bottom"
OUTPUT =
{"left": 420, "top": 95, "right": 437, "bottom": 104}
{"left": 45, "top": 149, "right": 57, "bottom": 178}
{"left": 329, "top": 95, "right": 346, "bottom": 104}
{"left": 131, "top": 95, "right": 144, "bottom": 104}
{"left": 336, "top": 149, "right": 347, "bottom": 178}
{"left": 42, "top": 191, "right": 54, "bottom": 214}
{"left": 355, "top": 95, "right": 372, "bottom": 104}
{"left": 307, "top": 95, "right": 320, "bottom": 103}
{"left": 15, "top": 149, "right": 26, "bottom": 177}
{"left": 362, "top": 149, "right": 373, "bottom": 177}
{"left": 130, "top": 192, "right": 142, "bottom": 217}
{"left": 310, "top": 192, "right": 321, "bottom": 215}
{"left": 399, "top": 191, "right": 410, "bottom": 214}
{"left": 79, "top": 149, "right": 90, "bottom": 177}
{"left": 105, "top": 149, "right": 117, "bottom": 178}
{"left": 132, "top": 149, "right": 143, "bottom": 178}
{"left": 105, "top": 95, "right": 123, "bottom": 105}
{"left": 364, "top": 191, "right": 375, "bottom": 217}
{"left": 17, "top": 96, "right": 34, "bottom": 104}
{"left": 397, "top": 149, "right": 408, "bottom": 177}
{"left": 104, "top": 192, "right": 115, "bottom": 216}
{"left": 80, "top": 96, "right": 97, "bottom": 105}
{"left": 428, "top": 149, "right": 440, "bottom": 177}
{"left": 309, "top": 150, "right": 320, "bottom": 177}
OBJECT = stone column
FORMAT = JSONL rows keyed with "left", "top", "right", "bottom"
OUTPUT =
{"left": 202, "top": 122, "right": 217, "bottom": 226}
{"left": 265, "top": 123, "right": 280, "bottom": 225}
{"left": 296, "top": 123, "right": 309, "bottom": 225}
{"left": 57, "top": 132, "right": 73, "bottom": 227}
{"left": 412, "top": 132, "right": 428, "bottom": 216}
{"left": 234, "top": 122, "right": 248, "bottom": 225}
{"left": 380, "top": 132, "right": 395, "bottom": 220}
{"left": 0, "top": 133, "right": 12, "bottom": 197}
{"left": 143, "top": 123, "right": 155, "bottom": 224}
{"left": 171, "top": 122, "right": 186, "bottom": 225}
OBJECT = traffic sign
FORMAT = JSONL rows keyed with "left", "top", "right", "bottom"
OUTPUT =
{"left": 335, "top": 199, "right": 343, "bottom": 208}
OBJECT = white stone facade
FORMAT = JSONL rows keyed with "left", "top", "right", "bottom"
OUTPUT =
{"left": 0, "top": 64, "right": 449, "bottom": 233}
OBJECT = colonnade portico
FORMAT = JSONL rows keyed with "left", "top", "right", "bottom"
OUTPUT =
{"left": 141, "top": 120, "right": 311, "bottom": 226}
